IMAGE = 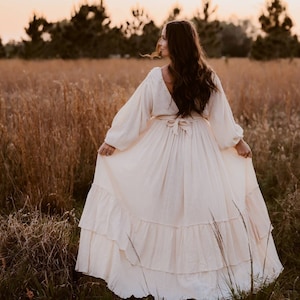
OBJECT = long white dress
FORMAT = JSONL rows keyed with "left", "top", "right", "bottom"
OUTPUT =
{"left": 75, "top": 67, "right": 283, "bottom": 299}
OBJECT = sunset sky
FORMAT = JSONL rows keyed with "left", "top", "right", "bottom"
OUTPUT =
{"left": 0, "top": 0, "right": 299, "bottom": 43}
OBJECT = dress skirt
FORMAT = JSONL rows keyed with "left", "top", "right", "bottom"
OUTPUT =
{"left": 75, "top": 114, "right": 283, "bottom": 300}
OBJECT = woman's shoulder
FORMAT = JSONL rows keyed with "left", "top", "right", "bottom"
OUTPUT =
{"left": 142, "top": 66, "right": 162, "bottom": 83}
{"left": 147, "top": 66, "right": 161, "bottom": 77}
{"left": 209, "top": 69, "right": 222, "bottom": 87}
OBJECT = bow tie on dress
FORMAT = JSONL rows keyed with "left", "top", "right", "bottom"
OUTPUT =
{"left": 166, "top": 118, "right": 192, "bottom": 136}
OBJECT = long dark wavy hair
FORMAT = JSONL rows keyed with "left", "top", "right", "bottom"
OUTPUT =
{"left": 164, "top": 20, "right": 217, "bottom": 117}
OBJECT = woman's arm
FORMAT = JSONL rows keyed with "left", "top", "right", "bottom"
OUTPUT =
{"left": 206, "top": 74, "right": 244, "bottom": 149}
{"left": 103, "top": 71, "right": 153, "bottom": 152}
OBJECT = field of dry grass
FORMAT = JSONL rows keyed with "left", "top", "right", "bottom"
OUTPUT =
{"left": 0, "top": 58, "right": 299, "bottom": 299}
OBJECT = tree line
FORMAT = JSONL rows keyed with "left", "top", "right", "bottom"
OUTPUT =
{"left": 0, "top": 0, "right": 299, "bottom": 60}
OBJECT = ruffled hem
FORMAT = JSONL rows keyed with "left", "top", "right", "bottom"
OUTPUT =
{"left": 75, "top": 228, "right": 283, "bottom": 300}
{"left": 78, "top": 184, "right": 279, "bottom": 275}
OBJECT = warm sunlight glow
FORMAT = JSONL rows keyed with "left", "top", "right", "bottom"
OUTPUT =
{"left": 0, "top": 0, "right": 299, "bottom": 42}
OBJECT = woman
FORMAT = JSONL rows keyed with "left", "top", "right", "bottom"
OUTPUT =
{"left": 76, "top": 20, "right": 283, "bottom": 299}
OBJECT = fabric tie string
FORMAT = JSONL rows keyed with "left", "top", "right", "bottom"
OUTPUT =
{"left": 166, "top": 118, "right": 192, "bottom": 136}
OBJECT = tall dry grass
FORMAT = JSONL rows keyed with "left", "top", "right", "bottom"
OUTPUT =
{"left": 0, "top": 58, "right": 299, "bottom": 299}
{"left": 0, "top": 59, "right": 160, "bottom": 212}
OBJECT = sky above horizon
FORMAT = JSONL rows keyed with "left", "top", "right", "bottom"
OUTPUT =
{"left": 0, "top": 0, "right": 299, "bottom": 43}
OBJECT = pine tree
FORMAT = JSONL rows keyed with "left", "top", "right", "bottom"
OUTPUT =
{"left": 45, "top": 0, "right": 112, "bottom": 58}
{"left": 23, "top": 14, "right": 50, "bottom": 58}
{"left": 122, "top": 7, "right": 160, "bottom": 57}
{"left": 68, "top": 1, "right": 111, "bottom": 57}
{"left": 251, "top": 0, "right": 300, "bottom": 59}
{"left": 191, "top": 0, "right": 222, "bottom": 58}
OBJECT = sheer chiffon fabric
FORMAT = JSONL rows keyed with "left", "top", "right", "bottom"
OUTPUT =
{"left": 75, "top": 67, "right": 283, "bottom": 299}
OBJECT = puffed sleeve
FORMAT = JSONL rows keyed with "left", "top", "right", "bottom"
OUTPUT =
{"left": 104, "top": 71, "right": 153, "bottom": 151}
{"left": 206, "top": 74, "right": 243, "bottom": 149}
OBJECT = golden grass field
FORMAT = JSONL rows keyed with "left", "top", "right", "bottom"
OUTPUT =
{"left": 0, "top": 58, "right": 299, "bottom": 299}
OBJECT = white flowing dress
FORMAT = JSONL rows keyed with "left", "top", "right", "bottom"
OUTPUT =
{"left": 75, "top": 67, "right": 283, "bottom": 299}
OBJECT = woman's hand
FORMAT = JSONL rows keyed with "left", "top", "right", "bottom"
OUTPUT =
{"left": 98, "top": 142, "right": 116, "bottom": 156}
{"left": 235, "top": 139, "right": 252, "bottom": 158}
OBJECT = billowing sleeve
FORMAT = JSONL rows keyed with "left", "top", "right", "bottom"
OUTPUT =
{"left": 206, "top": 74, "right": 243, "bottom": 149}
{"left": 104, "top": 72, "right": 153, "bottom": 151}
